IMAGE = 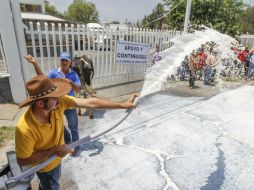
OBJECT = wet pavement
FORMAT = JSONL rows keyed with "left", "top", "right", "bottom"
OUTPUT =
{"left": 59, "top": 80, "right": 254, "bottom": 190}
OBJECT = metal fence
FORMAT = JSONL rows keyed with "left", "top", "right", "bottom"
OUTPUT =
{"left": 0, "top": 34, "right": 9, "bottom": 77}
{"left": 24, "top": 22, "right": 181, "bottom": 88}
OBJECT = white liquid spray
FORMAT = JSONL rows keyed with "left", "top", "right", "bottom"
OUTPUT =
{"left": 141, "top": 28, "right": 238, "bottom": 98}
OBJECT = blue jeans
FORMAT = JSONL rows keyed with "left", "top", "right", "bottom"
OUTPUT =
{"left": 64, "top": 109, "right": 79, "bottom": 150}
{"left": 179, "top": 67, "right": 186, "bottom": 81}
{"left": 36, "top": 164, "right": 61, "bottom": 190}
{"left": 247, "top": 63, "right": 254, "bottom": 77}
{"left": 204, "top": 66, "right": 211, "bottom": 85}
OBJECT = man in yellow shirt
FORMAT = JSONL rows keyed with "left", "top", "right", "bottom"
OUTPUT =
{"left": 15, "top": 75, "right": 137, "bottom": 190}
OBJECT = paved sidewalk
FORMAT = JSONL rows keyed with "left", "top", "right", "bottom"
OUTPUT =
{"left": 0, "top": 81, "right": 144, "bottom": 127}
{"left": 0, "top": 105, "right": 27, "bottom": 127}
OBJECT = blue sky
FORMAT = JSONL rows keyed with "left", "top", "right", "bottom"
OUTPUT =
{"left": 245, "top": 0, "right": 254, "bottom": 6}
{"left": 48, "top": 0, "right": 162, "bottom": 23}
{"left": 48, "top": 0, "right": 254, "bottom": 24}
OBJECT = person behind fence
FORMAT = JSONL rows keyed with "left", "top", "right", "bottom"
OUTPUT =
{"left": 238, "top": 47, "right": 249, "bottom": 76}
{"left": 196, "top": 47, "right": 207, "bottom": 80}
{"left": 25, "top": 53, "right": 82, "bottom": 156}
{"left": 151, "top": 44, "right": 161, "bottom": 64}
{"left": 179, "top": 55, "right": 189, "bottom": 81}
{"left": 247, "top": 48, "right": 254, "bottom": 79}
{"left": 204, "top": 50, "right": 217, "bottom": 85}
{"left": 245, "top": 49, "right": 253, "bottom": 76}
{"left": 15, "top": 75, "right": 138, "bottom": 190}
{"left": 188, "top": 51, "right": 197, "bottom": 88}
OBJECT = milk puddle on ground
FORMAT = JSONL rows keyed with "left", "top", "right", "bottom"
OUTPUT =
{"left": 60, "top": 29, "right": 254, "bottom": 190}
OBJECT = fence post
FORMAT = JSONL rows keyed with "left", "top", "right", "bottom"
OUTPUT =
{"left": 0, "top": 0, "right": 27, "bottom": 103}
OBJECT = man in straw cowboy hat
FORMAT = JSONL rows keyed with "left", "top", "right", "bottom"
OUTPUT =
{"left": 25, "top": 53, "right": 83, "bottom": 157}
{"left": 15, "top": 75, "right": 138, "bottom": 190}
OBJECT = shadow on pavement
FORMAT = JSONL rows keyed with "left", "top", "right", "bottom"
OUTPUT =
{"left": 80, "top": 140, "right": 104, "bottom": 157}
{"left": 201, "top": 143, "right": 225, "bottom": 190}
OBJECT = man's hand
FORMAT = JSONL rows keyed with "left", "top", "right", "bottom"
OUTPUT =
{"left": 24, "top": 55, "right": 37, "bottom": 65}
{"left": 121, "top": 93, "right": 139, "bottom": 109}
{"left": 53, "top": 144, "right": 73, "bottom": 157}
{"left": 16, "top": 144, "right": 73, "bottom": 166}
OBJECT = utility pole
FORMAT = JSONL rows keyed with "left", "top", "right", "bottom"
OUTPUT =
{"left": 183, "top": 0, "right": 192, "bottom": 33}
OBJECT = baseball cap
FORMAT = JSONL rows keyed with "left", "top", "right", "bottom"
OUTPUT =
{"left": 60, "top": 52, "right": 72, "bottom": 61}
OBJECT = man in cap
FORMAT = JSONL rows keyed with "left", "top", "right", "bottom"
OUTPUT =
{"left": 25, "top": 53, "right": 82, "bottom": 156}
{"left": 15, "top": 75, "right": 137, "bottom": 190}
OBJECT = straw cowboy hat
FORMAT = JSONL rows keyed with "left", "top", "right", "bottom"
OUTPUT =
{"left": 19, "top": 75, "right": 71, "bottom": 108}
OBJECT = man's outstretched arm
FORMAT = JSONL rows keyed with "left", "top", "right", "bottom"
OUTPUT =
{"left": 72, "top": 93, "right": 139, "bottom": 110}
{"left": 25, "top": 55, "right": 44, "bottom": 75}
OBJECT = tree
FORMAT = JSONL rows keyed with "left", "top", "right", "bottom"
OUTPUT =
{"left": 162, "top": 0, "right": 245, "bottom": 37}
{"left": 66, "top": 0, "right": 99, "bottom": 24}
{"left": 242, "top": 6, "right": 254, "bottom": 34}
{"left": 45, "top": 1, "right": 62, "bottom": 16}
{"left": 140, "top": 3, "right": 166, "bottom": 29}
{"left": 136, "top": 20, "right": 141, "bottom": 28}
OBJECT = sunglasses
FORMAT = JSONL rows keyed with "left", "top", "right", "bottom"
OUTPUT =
{"left": 61, "top": 59, "right": 69, "bottom": 62}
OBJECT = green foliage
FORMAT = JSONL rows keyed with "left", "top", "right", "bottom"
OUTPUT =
{"left": 242, "top": 6, "right": 254, "bottom": 34}
{"left": 45, "top": 1, "right": 62, "bottom": 17}
{"left": 141, "top": 3, "right": 166, "bottom": 29}
{"left": 0, "top": 126, "right": 15, "bottom": 145}
{"left": 65, "top": 0, "right": 99, "bottom": 24}
{"left": 162, "top": 0, "right": 245, "bottom": 37}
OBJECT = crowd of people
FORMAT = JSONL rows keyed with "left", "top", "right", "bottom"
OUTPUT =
{"left": 175, "top": 41, "right": 254, "bottom": 88}
{"left": 176, "top": 41, "right": 218, "bottom": 88}
{"left": 229, "top": 45, "right": 254, "bottom": 79}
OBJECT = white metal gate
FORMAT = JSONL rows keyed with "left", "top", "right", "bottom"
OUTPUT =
{"left": 24, "top": 22, "right": 181, "bottom": 88}
{"left": 0, "top": 34, "right": 9, "bottom": 77}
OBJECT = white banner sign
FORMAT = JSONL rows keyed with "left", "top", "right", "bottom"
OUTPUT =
{"left": 115, "top": 41, "right": 150, "bottom": 64}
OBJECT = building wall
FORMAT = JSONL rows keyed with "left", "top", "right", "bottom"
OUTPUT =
{"left": 0, "top": 0, "right": 27, "bottom": 103}
{"left": 19, "top": 0, "right": 45, "bottom": 13}
{"left": 0, "top": 77, "right": 13, "bottom": 103}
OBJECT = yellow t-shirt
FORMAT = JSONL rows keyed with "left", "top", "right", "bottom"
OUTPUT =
{"left": 15, "top": 95, "right": 75, "bottom": 173}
